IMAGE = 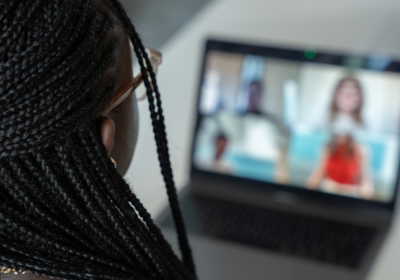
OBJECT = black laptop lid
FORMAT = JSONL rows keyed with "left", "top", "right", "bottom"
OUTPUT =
{"left": 191, "top": 39, "right": 400, "bottom": 214}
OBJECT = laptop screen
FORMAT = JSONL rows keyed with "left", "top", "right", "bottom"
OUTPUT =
{"left": 193, "top": 40, "right": 400, "bottom": 204}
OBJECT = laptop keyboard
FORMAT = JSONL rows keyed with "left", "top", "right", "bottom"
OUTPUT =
{"left": 161, "top": 194, "right": 377, "bottom": 268}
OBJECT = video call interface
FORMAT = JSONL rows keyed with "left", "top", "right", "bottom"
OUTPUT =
{"left": 193, "top": 50, "right": 400, "bottom": 203}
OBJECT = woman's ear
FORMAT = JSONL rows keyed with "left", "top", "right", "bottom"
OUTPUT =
{"left": 100, "top": 116, "right": 115, "bottom": 155}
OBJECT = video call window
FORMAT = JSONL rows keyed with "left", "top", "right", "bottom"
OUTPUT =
{"left": 194, "top": 51, "right": 400, "bottom": 203}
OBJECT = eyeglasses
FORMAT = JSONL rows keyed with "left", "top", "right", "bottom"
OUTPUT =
{"left": 97, "top": 44, "right": 162, "bottom": 117}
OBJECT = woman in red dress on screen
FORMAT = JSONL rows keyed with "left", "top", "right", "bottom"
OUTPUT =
{"left": 306, "top": 77, "right": 374, "bottom": 199}
{"left": 326, "top": 136, "right": 360, "bottom": 186}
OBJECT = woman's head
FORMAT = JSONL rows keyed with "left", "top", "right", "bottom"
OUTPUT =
{"left": 330, "top": 77, "right": 363, "bottom": 123}
{"left": 247, "top": 80, "right": 263, "bottom": 113}
{"left": 214, "top": 133, "right": 228, "bottom": 160}
{"left": 0, "top": 1, "right": 195, "bottom": 279}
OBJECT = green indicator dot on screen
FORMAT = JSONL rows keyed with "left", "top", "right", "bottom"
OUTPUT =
{"left": 304, "top": 47, "right": 317, "bottom": 59}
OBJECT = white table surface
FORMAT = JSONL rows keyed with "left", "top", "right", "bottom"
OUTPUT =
{"left": 124, "top": 0, "right": 400, "bottom": 278}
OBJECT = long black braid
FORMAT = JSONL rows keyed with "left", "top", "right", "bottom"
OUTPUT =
{"left": 107, "top": 0, "right": 196, "bottom": 274}
{"left": 0, "top": 0, "right": 195, "bottom": 279}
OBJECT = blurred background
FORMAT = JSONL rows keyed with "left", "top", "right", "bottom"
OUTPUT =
{"left": 119, "top": 0, "right": 212, "bottom": 49}
{"left": 122, "top": 0, "right": 400, "bottom": 217}
{"left": 120, "top": 0, "right": 400, "bottom": 279}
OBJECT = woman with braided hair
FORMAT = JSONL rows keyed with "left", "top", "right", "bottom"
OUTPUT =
{"left": 0, "top": 0, "right": 196, "bottom": 279}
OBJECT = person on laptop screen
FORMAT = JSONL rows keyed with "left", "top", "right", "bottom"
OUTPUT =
{"left": 306, "top": 132, "right": 374, "bottom": 198}
{"left": 237, "top": 80, "right": 289, "bottom": 183}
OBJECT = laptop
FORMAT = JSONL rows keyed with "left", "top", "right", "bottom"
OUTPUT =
{"left": 157, "top": 39, "right": 400, "bottom": 280}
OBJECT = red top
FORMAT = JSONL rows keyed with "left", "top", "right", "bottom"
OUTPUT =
{"left": 325, "top": 144, "right": 360, "bottom": 185}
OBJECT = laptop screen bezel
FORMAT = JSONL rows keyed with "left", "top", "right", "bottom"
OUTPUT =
{"left": 190, "top": 39, "right": 400, "bottom": 214}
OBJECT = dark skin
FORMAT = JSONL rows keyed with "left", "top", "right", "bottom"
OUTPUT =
{"left": 102, "top": 33, "right": 138, "bottom": 176}
{"left": 1, "top": 20, "right": 138, "bottom": 280}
